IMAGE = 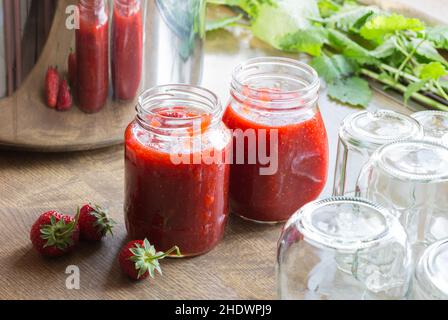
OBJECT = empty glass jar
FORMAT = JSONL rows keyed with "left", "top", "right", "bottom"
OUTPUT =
{"left": 277, "top": 197, "right": 412, "bottom": 300}
{"left": 333, "top": 110, "right": 423, "bottom": 196}
{"left": 356, "top": 140, "right": 448, "bottom": 249}
{"left": 411, "top": 111, "right": 448, "bottom": 143}
{"left": 413, "top": 239, "right": 448, "bottom": 299}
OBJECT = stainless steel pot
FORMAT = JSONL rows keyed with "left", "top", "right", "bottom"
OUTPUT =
{"left": 142, "top": 0, "right": 206, "bottom": 89}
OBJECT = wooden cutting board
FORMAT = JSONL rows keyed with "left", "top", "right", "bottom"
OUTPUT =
{"left": 0, "top": 0, "right": 445, "bottom": 152}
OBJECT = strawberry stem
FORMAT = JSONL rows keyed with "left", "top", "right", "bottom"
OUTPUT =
{"left": 153, "top": 246, "right": 181, "bottom": 260}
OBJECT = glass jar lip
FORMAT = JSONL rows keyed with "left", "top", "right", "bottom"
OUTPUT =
{"left": 339, "top": 110, "right": 423, "bottom": 151}
{"left": 79, "top": 0, "right": 107, "bottom": 9}
{"left": 411, "top": 110, "right": 448, "bottom": 139}
{"left": 290, "top": 196, "right": 397, "bottom": 252}
{"left": 416, "top": 239, "right": 448, "bottom": 298}
{"left": 373, "top": 139, "right": 448, "bottom": 182}
{"left": 136, "top": 84, "right": 223, "bottom": 133}
{"left": 230, "top": 57, "right": 320, "bottom": 110}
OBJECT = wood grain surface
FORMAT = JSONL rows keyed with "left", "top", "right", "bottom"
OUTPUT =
{"left": 0, "top": 0, "right": 442, "bottom": 300}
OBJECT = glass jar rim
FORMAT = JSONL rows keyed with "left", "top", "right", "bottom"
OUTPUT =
{"left": 289, "top": 196, "right": 399, "bottom": 252}
{"left": 339, "top": 110, "right": 423, "bottom": 151}
{"left": 136, "top": 84, "right": 223, "bottom": 135}
{"left": 230, "top": 57, "right": 320, "bottom": 111}
{"left": 411, "top": 110, "right": 448, "bottom": 139}
{"left": 373, "top": 139, "right": 448, "bottom": 182}
{"left": 416, "top": 239, "right": 448, "bottom": 298}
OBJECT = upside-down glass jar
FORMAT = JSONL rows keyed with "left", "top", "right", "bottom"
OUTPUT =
{"left": 76, "top": 0, "right": 109, "bottom": 113}
{"left": 223, "top": 57, "right": 329, "bottom": 223}
{"left": 124, "top": 85, "right": 232, "bottom": 257}
{"left": 413, "top": 239, "right": 448, "bottom": 299}
{"left": 356, "top": 140, "right": 448, "bottom": 249}
{"left": 333, "top": 110, "right": 423, "bottom": 196}
{"left": 411, "top": 110, "right": 448, "bottom": 143}
{"left": 277, "top": 197, "right": 413, "bottom": 300}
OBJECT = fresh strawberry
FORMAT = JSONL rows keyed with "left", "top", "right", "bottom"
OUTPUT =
{"left": 45, "top": 66, "right": 60, "bottom": 108}
{"left": 30, "top": 210, "right": 79, "bottom": 257}
{"left": 56, "top": 79, "right": 72, "bottom": 111}
{"left": 68, "top": 50, "right": 77, "bottom": 88}
{"left": 78, "top": 204, "right": 115, "bottom": 241}
{"left": 118, "top": 239, "right": 180, "bottom": 280}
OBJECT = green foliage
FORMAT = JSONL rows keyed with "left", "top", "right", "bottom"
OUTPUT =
{"left": 279, "top": 27, "right": 328, "bottom": 56}
{"left": 317, "top": 0, "right": 341, "bottom": 18}
{"left": 426, "top": 26, "right": 448, "bottom": 49}
{"left": 360, "top": 14, "right": 425, "bottom": 43}
{"left": 250, "top": 0, "right": 320, "bottom": 50}
{"left": 325, "top": 6, "right": 377, "bottom": 32}
{"left": 419, "top": 62, "right": 447, "bottom": 80}
{"left": 311, "top": 54, "right": 358, "bottom": 82}
{"left": 207, "top": 0, "right": 276, "bottom": 18}
{"left": 404, "top": 80, "right": 428, "bottom": 104}
{"left": 327, "top": 29, "right": 376, "bottom": 64}
{"left": 207, "top": 0, "right": 448, "bottom": 110}
{"left": 328, "top": 77, "right": 372, "bottom": 107}
{"left": 206, "top": 14, "right": 243, "bottom": 31}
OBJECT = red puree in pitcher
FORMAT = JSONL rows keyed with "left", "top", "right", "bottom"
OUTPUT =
{"left": 124, "top": 86, "right": 231, "bottom": 256}
{"left": 112, "top": 0, "right": 143, "bottom": 101}
{"left": 76, "top": 0, "right": 109, "bottom": 113}
{"left": 223, "top": 57, "right": 329, "bottom": 223}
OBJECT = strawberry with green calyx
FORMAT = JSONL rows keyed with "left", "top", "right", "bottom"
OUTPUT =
{"left": 79, "top": 204, "right": 115, "bottom": 241}
{"left": 119, "top": 239, "right": 181, "bottom": 280}
{"left": 30, "top": 210, "right": 80, "bottom": 257}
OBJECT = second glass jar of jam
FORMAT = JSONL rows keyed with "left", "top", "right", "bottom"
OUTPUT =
{"left": 124, "top": 85, "right": 232, "bottom": 257}
{"left": 223, "top": 57, "right": 329, "bottom": 223}
{"left": 76, "top": 0, "right": 109, "bottom": 113}
{"left": 112, "top": 0, "right": 143, "bottom": 101}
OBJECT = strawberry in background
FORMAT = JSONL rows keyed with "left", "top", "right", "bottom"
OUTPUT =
{"left": 78, "top": 204, "right": 115, "bottom": 241}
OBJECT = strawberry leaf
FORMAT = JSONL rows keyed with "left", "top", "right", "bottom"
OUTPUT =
{"left": 419, "top": 62, "right": 447, "bottom": 80}
{"left": 311, "top": 54, "right": 358, "bottom": 83}
{"left": 279, "top": 26, "right": 328, "bottom": 56}
{"left": 327, "top": 76, "right": 372, "bottom": 107}
{"left": 360, "top": 14, "right": 424, "bottom": 43}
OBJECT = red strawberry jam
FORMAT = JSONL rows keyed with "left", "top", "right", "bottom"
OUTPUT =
{"left": 124, "top": 86, "right": 231, "bottom": 257}
{"left": 223, "top": 57, "right": 329, "bottom": 223}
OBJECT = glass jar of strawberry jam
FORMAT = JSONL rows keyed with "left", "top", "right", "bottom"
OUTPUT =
{"left": 223, "top": 57, "right": 329, "bottom": 223}
{"left": 124, "top": 85, "right": 232, "bottom": 257}
{"left": 76, "top": 0, "right": 109, "bottom": 113}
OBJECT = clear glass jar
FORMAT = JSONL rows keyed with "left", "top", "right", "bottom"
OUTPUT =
{"left": 223, "top": 57, "right": 329, "bottom": 223}
{"left": 277, "top": 197, "right": 412, "bottom": 300}
{"left": 333, "top": 110, "right": 423, "bottom": 196}
{"left": 411, "top": 110, "right": 448, "bottom": 143}
{"left": 76, "top": 0, "right": 109, "bottom": 113}
{"left": 413, "top": 239, "right": 448, "bottom": 300}
{"left": 356, "top": 140, "right": 448, "bottom": 248}
{"left": 112, "top": 0, "right": 143, "bottom": 101}
{"left": 124, "top": 85, "right": 232, "bottom": 257}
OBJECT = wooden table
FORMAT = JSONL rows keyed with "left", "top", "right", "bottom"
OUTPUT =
{"left": 0, "top": 4, "right": 430, "bottom": 300}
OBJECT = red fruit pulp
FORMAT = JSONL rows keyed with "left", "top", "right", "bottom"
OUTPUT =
{"left": 124, "top": 107, "right": 230, "bottom": 256}
{"left": 222, "top": 89, "right": 329, "bottom": 222}
{"left": 112, "top": 1, "right": 143, "bottom": 101}
{"left": 76, "top": 5, "right": 109, "bottom": 113}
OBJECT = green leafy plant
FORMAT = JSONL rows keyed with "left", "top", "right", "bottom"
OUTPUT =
{"left": 207, "top": 0, "right": 448, "bottom": 110}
